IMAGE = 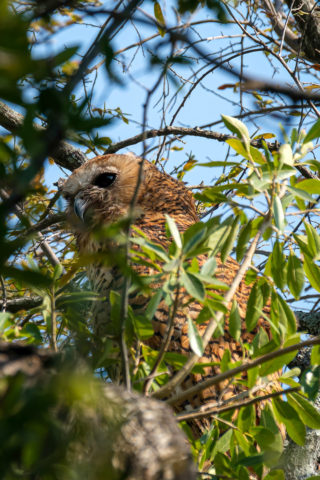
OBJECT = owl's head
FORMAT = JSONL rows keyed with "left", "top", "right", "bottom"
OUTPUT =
{"left": 62, "top": 153, "right": 198, "bottom": 229}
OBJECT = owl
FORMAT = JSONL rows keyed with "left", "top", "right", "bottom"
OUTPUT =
{"left": 62, "top": 153, "right": 274, "bottom": 436}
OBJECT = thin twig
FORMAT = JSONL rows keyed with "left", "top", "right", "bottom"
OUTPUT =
{"left": 176, "top": 387, "right": 300, "bottom": 421}
{"left": 165, "top": 336, "right": 320, "bottom": 406}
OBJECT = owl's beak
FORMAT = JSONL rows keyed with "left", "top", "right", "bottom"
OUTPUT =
{"left": 74, "top": 194, "right": 88, "bottom": 222}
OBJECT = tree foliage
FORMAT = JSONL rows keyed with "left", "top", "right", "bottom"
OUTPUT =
{"left": 1, "top": 0, "right": 320, "bottom": 478}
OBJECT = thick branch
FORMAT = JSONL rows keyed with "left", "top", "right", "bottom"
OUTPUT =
{"left": 0, "top": 101, "right": 85, "bottom": 171}
{"left": 105, "top": 125, "right": 281, "bottom": 154}
{"left": 0, "top": 296, "right": 42, "bottom": 313}
{"left": 262, "top": 0, "right": 320, "bottom": 63}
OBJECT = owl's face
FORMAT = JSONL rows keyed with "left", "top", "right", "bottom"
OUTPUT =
{"left": 62, "top": 153, "right": 145, "bottom": 227}
{"left": 62, "top": 153, "right": 198, "bottom": 229}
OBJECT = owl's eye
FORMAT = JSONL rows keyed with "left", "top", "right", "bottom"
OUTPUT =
{"left": 93, "top": 172, "right": 117, "bottom": 188}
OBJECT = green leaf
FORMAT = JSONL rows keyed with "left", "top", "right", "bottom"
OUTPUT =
{"left": 271, "top": 241, "right": 286, "bottom": 289}
{"left": 293, "top": 233, "right": 314, "bottom": 258}
{"left": 260, "top": 336, "right": 299, "bottom": 376}
{"left": 273, "top": 196, "right": 285, "bottom": 233}
{"left": 229, "top": 300, "right": 241, "bottom": 341}
{"left": 187, "top": 316, "right": 204, "bottom": 356}
{"left": 287, "top": 392, "right": 320, "bottom": 429}
{"left": 145, "top": 290, "right": 163, "bottom": 321}
{"left": 131, "top": 313, "right": 154, "bottom": 339}
{"left": 236, "top": 221, "right": 252, "bottom": 262}
{"left": 154, "top": 1, "right": 166, "bottom": 36}
{"left": 277, "top": 295, "right": 297, "bottom": 336}
{"left": 303, "top": 255, "right": 320, "bottom": 293}
{"left": 311, "top": 345, "right": 320, "bottom": 365}
{"left": 261, "top": 404, "right": 280, "bottom": 434}
{"left": 250, "top": 425, "right": 283, "bottom": 455}
{"left": 272, "top": 398, "right": 306, "bottom": 445}
{"left": 165, "top": 214, "right": 182, "bottom": 249}
{"left": 237, "top": 454, "right": 265, "bottom": 467}
{"left": 226, "top": 138, "right": 250, "bottom": 160}
{"left": 2, "top": 266, "right": 52, "bottom": 288}
{"left": 287, "top": 252, "right": 304, "bottom": 299}
{"left": 182, "top": 222, "right": 207, "bottom": 255}
{"left": 220, "top": 215, "right": 240, "bottom": 263}
{"left": 181, "top": 271, "right": 205, "bottom": 301}
{"left": 305, "top": 222, "right": 320, "bottom": 259}
{"left": 296, "top": 178, "right": 320, "bottom": 194}
{"left": 238, "top": 405, "right": 255, "bottom": 432}
{"left": 245, "top": 282, "right": 263, "bottom": 331}
{"left": 222, "top": 115, "right": 250, "bottom": 153}
{"left": 303, "top": 118, "right": 320, "bottom": 143}
{"left": 53, "top": 46, "right": 79, "bottom": 67}
{"left": 21, "top": 323, "right": 42, "bottom": 342}
{"left": 279, "top": 143, "right": 293, "bottom": 166}
{"left": 263, "top": 470, "right": 285, "bottom": 480}
{"left": 200, "top": 256, "right": 217, "bottom": 276}
{"left": 213, "top": 428, "right": 233, "bottom": 455}
{"left": 131, "top": 237, "right": 169, "bottom": 262}
{"left": 0, "top": 312, "right": 13, "bottom": 331}
{"left": 287, "top": 185, "right": 315, "bottom": 203}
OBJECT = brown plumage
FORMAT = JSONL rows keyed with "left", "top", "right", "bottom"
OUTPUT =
{"left": 63, "top": 153, "right": 274, "bottom": 436}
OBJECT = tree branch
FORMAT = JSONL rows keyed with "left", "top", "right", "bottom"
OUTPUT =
{"left": 0, "top": 101, "right": 85, "bottom": 171}
{"left": 163, "top": 336, "right": 320, "bottom": 407}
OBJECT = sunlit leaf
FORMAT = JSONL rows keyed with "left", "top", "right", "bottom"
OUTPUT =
{"left": 165, "top": 214, "right": 182, "bottom": 249}
{"left": 303, "top": 255, "right": 320, "bottom": 293}
{"left": 273, "top": 196, "right": 285, "bottom": 233}
{"left": 222, "top": 115, "right": 250, "bottom": 153}
{"left": 187, "top": 316, "right": 204, "bottom": 356}
{"left": 303, "top": 118, "right": 320, "bottom": 143}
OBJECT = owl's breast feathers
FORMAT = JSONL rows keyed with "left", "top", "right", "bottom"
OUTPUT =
{"left": 63, "top": 154, "right": 275, "bottom": 437}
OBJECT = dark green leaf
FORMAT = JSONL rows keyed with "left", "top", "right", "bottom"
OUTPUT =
{"left": 287, "top": 252, "right": 304, "bottom": 299}
{"left": 272, "top": 398, "right": 306, "bottom": 445}
{"left": 245, "top": 282, "right": 263, "bottom": 331}
{"left": 220, "top": 215, "right": 240, "bottom": 263}
{"left": 229, "top": 300, "right": 241, "bottom": 341}
{"left": 53, "top": 46, "right": 79, "bottom": 67}
{"left": 145, "top": 290, "right": 163, "bottom": 321}
{"left": 287, "top": 392, "right": 320, "bottom": 429}
{"left": 181, "top": 271, "right": 205, "bottom": 301}
{"left": 237, "top": 405, "right": 255, "bottom": 432}
{"left": 236, "top": 221, "right": 252, "bottom": 262}
{"left": 2, "top": 266, "right": 52, "bottom": 288}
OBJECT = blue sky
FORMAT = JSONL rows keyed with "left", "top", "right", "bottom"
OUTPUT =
{"left": 30, "top": 2, "right": 310, "bottom": 191}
